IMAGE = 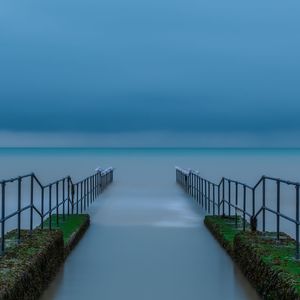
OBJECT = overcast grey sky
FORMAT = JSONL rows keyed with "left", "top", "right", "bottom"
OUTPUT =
{"left": 0, "top": 0, "right": 300, "bottom": 146}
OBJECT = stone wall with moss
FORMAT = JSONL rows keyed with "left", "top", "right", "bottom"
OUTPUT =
{"left": 205, "top": 216, "right": 300, "bottom": 299}
{"left": 204, "top": 215, "right": 245, "bottom": 255}
{"left": 63, "top": 214, "right": 90, "bottom": 257}
{"left": 0, "top": 214, "right": 91, "bottom": 300}
{"left": 0, "top": 230, "right": 64, "bottom": 300}
{"left": 234, "top": 232, "right": 300, "bottom": 299}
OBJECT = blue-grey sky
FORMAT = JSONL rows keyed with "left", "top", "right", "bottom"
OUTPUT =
{"left": 1, "top": 0, "right": 300, "bottom": 146}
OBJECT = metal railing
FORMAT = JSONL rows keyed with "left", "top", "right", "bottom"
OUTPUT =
{"left": 0, "top": 167, "right": 114, "bottom": 255}
{"left": 176, "top": 166, "right": 300, "bottom": 259}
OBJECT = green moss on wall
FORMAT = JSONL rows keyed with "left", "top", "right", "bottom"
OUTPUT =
{"left": 43, "top": 214, "right": 90, "bottom": 244}
{"left": 204, "top": 215, "right": 248, "bottom": 254}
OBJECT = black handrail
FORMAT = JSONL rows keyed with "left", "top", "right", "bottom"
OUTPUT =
{"left": 176, "top": 167, "right": 300, "bottom": 259}
{"left": 0, "top": 167, "right": 114, "bottom": 255}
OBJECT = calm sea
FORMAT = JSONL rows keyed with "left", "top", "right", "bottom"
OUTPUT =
{"left": 1, "top": 147, "right": 300, "bottom": 182}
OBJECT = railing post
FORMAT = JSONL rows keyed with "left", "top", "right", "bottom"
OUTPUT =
{"left": 190, "top": 173, "right": 193, "bottom": 197}
{"left": 243, "top": 185, "right": 246, "bottom": 231}
{"left": 204, "top": 180, "right": 207, "bottom": 211}
{"left": 62, "top": 178, "right": 65, "bottom": 221}
{"left": 250, "top": 188, "right": 257, "bottom": 232}
{"left": 1, "top": 182, "right": 6, "bottom": 254}
{"left": 222, "top": 179, "right": 225, "bottom": 216}
{"left": 67, "top": 177, "right": 70, "bottom": 215}
{"left": 218, "top": 184, "right": 220, "bottom": 216}
{"left": 296, "top": 185, "right": 299, "bottom": 260}
{"left": 91, "top": 176, "right": 94, "bottom": 202}
{"left": 197, "top": 176, "right": 200, "bottom": 204}
{"left": 193, "top": 173, "right": 196, "bottom": 199}
{"left": 208, "top": 182, "right": 211, "bottom": 214}
{"left": 93, "top": 174, "right": 97, "bottom": 200}
{"left": 276, "top": 180, "right": 280, "bottom": 240}
{"left": 86, "top": 178, "right": 89, "bottom": 208}
{"left": 81, "top": 181, "right": 83, "bottom": 213}
{"left": 228, "top": 180, "right": 231, "bottom": 216}
{"left": 41, "top": 187, "right": 44, "bottom": 229}
{"left": 84, "top": 179, "right": 87, "bottom": 211}
{"left": 71, "top": 180, "right": 75, "bottom": 214}
{"left": 199, "top": 177, "right": 202, "bottom": 206}
{"left": 56, "top": 181, "right": 59, "bottom": 225}
{"left": 87, "top": 178, "right": 89, "bottom": 206}
{"left": 262, "top": 177, "right": 266, "bottom": 232}
{"left": 98, "top": 172, "right": 102, "bottom": 195}
{"left": 213, "top": 185, "right": 215, "bottom": 215}
{"left": 201, "top": 178, "right": 204, "bottom": 207}
{"left": 30, "top": 174, "right": 34, "bottom": 233}
{"left": 235, "top": 182, "right": 238, "bottom": 228}
{"left": 17, "top": 177, "right": 22, "bottom": 242}
{"left": 49, "top": 185, "right": 52, "bottom": 230}
{"left": 76, "top": 183, "right": 79, "bottom": 214}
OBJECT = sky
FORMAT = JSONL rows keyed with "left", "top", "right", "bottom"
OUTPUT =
{"left": 0, "top": 0, "right": 300, "bottom": 147}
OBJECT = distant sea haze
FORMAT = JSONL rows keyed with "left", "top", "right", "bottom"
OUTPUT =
{"left": 1, "top": 131, "right": 300, "bottom": 148}
{"left": 1, "top": 147, "right": 300, "bottom": 183}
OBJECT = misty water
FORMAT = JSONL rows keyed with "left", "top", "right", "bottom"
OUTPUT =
{"left": 2, "top": 148, "right": 300, "bottom": 299}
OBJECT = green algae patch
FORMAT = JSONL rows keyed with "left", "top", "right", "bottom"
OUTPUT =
{"left": 235, "top": 231, "right": 300, "bottom": 299}
{"left": 43, "top": 214, "right": 90, "bottom": 244}
{"left": 0, "top": 229, "right": 64, "bottom": 300}
{"left": 43, "top": 214, "right": 90, "bottom": 256}
{"left": 204, "top": 215, "right": 248, "bottom": 254}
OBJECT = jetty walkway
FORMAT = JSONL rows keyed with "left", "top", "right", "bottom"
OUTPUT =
{"left": 41, "top": 172, "right": 259, "bottom": 300}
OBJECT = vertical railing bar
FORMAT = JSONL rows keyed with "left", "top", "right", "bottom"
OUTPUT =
{"left": 277, "top": 180, "right": 280, "bottom": 240}
{"left": 1, "top": 182, "right": 6, "bottom": 254}
{"left": 296, "top": 185, "right": 299, "bottom": 260}
{"left": 41, "top": 186, "right": 44, "bottom": 229}
{"left": 30, "top": 174, "right": 34, "bottom": 233}
{"left": 17, "top": 177, "right": 22, "bottom": 242}
{"left": 218, "top": 184, "right": 220, "bottom": 216}
{"left": 86, "top": 178, "right": 88, "bottom": 208}
{"left": 222, "top": 179, "right": 225, "bottom": 216}
{"left": 204, "top": 180, "right": 207, "bottom": 211}
{"left": 201, "top": 178, "right": 204, "bottom": 207}
{"left": 62, "top": 178, "right": 65, "bottom": 221}
{"left": 213, "top": 184, "right": 215, "bottom": 215}
{"left": 262, "top": 177, "right": 266, "bottom": 232}
{"left": 208, "top": 182, "right": 211, "bottom": 214}
{"left": 49, "top": 185, "right": 52, "bottom": 230}
{"left": 76, "top": 183, "right": 79, "bottom": 214}
{"left": 70, "top": 181, "right": 75, "bottom": 215}
{"left": 84, "top": 179, "right": 86, "bottom": 211}
{"left": 56, "top": 181, "right": 59, "bottom": 226}
{"left": 243, "top": 185, "right": 246, "bottom": 231}
{"left": 235, "top": 182, "right": 238, "bottom": 228}
{"left": 81, "top": 181, "right": 83, "bottom": 213}
{"left": 228, "top": 180, "right": 231, "bottom": 217}
{"left": 67, "top": 177, "right": 70, "bottom": 216}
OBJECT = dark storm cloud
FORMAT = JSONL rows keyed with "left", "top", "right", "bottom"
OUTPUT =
{"left": 0, "top": 0, "right": 300, "bottom": 135}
